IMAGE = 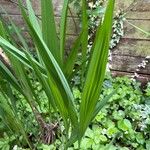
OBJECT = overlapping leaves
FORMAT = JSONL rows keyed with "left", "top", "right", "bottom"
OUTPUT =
{"left": 0, "top": 0, "right": 115, "bottom": 148}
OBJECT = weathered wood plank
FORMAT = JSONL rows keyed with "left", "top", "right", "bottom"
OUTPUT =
{"left": 0, "top": 0, "right": 77, "bottom": 17}
{"left": 55, "top": 16, "right": 80, "bottom": 35}
{"left": 112, "top": 38, "right": 150, "bottom": 57}
{"left": 65, "top": 35, "right": 78, "bottom": 49}
{"left": 0, "top": 0, "right": 40, "bottom": 15}
{"left": 124, "top": 19, "right": 150, "bottom": 40}
{"left": 125, "top": 0, "right": 150, "bottom": 20}
{"left": 111, "top": 55, "right": 150, "bottom": 74}
{"left": 111, "top": 70, "right": 150, "bottom": 84}
{"left": 126, "top": 11, "right": 150, "bottom": 20}
{"left": 131, "top": 0, "right": 150, "bottom": 12}
{"left": 115, "top": 0, "right": 135, "bottom": 11}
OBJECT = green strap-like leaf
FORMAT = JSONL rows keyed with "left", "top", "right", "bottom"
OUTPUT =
{"left": 18, "top": 1, "right": 78, "bottom": 131}
{"left": 64, "top": 32, "right": 82, "bottom": 78}
{"left": 0, "top": 37, "right": 46, "bottom": 74}
{"left": 24, "top": 50, "right": 57, "bottom": 110}
{"left": 0, "top": 92, "right": 32, "bottom": 149}
{"left": 41, "top": 0, "right": 60, "bottom": 65}
{"left": 79, "top": 0, "right": 115, "bottom": 139}
{"left": 0, "top": 21, "right": 7, "bottom": 39}
{"left": 81, "top": 0, "right": 88, "bottom": 86}
{"left": 60, "top": 0, "right": 69, "bottom": 64}
{"left": 26, "top": 0, "right": 41, "bottom": 36}
{"left": 0, "top": 60, "right": 22, "bottom": 94}
{"left": 93, "top": 88, "right": 118, "bottom": 120}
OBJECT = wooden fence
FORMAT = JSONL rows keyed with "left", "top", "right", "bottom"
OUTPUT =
{"left": 0, "top": 0, "right": 150, "bottom": 83}
{"left": 112, "top": 0, "right": 150, "bottom": 83}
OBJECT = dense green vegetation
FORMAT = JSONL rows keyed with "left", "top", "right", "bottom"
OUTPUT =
{"left": 0, "top": 74, "right": 150, "bottom": 149}
{"left": 0, "top": 0, "right": 150, "bottom": 149}
{"left": 0, "top": 0, "right": 115, "bottom": 149}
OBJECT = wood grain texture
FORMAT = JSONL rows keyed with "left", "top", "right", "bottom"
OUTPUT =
{"left": 111, "top": 70, "right": 150, "bottom": 85}
{"left": 131, "top": 0, "right": 150, "bottom": 12}
{"left": 126, "top": 11, "right": 150, "bottom": 20}
{"left": 0, "top": 0, "right": 77, "bottom": 16}
{"left": 111, "top": 55, "right": 150, "bottom": 75}
{"left": 115, "top": 0, "right": 135, "bottom": 11}
{"left": 112, "top": 38, "right": 150, "bottom": 57}
{"left": 124, "top": 20, "right": 150, "bottom": 40}
{"left": 0, "top": 0, "right": 40, "bottom": 15}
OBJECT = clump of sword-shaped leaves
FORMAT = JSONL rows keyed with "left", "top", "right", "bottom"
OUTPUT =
{"left": 0, "top": 0, "right": 115, "bottom": 148}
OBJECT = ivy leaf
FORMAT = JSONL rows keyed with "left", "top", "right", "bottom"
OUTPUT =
{"left": 113, "top": 110, "right": 125, "bottom": 120}
{"left": 107, "top": 127, "right": 119, "bottom": 136}
{"left": 136, "top": 133, "right": 144, "bottom": 144}
{"left": 146, "top": 140, "right": 150, "bottom": 149}
{"left": 81, "top": 138, "right": 93, "bottom": 149}
{"left": 117, "top": 119, "right": 132, "bottom": 131}
{"left": 2, "top": 144, "right": 10, "bottom": 150}
{"left": 85, "top": 127, "right": 94, "bottom": 138}
{"left": 73, "top": 87, "right": 81, "bottom": 99}
{"left": 99, "top": 135, "right": 107, "bottom": 142}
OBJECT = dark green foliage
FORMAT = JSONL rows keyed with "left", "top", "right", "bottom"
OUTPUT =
{"left": 71, "top": 75, "right": 150, "bottom": 150}
{"left": 1, "top": 75, "right": 149, "bottom": 149}
{"left": 0, "top": 0, "right": 115, "bottom": 149}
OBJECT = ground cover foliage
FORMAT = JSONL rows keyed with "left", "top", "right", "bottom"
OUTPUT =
{"left": 0, "top": 74, "right": 150, "bottom": 149}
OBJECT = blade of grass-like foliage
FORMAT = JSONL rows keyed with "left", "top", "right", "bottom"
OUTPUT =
{"left": 60, "top": 0, "right": 69, "bottom": 64}
{"left": 4, "top": 18, "right": 48, "bottom": 109}
{"left": 0, "top": 21, "right": 7, "bottom": 39}
{"left": 64, "top": 32, "right": 82, "bottom": 78}
{"left": 0, "top": 17, "right": 38, "bottom": 106}
{"left": 0, "top": 15, "right": 23, "bottom": 48}
{"left": 0, "top": 37, "right": 46, "bottom": 74}
{"left": 0, "top": 37, "right": 31, "bottom": 67}
{"left": 0, "top": 92, "right": 32, "bottom": 149}
{"left": 81, "top": 0, "right": 88, "bottom": 86}
{"left": 0, "top": 18, "right": 35, "bottom": 88}
{"left": 18, "top": 1, "right": 78, "bottom": 132}
{"left": 41, "top": 0, "right": 60, "bottom": 64}
{"left": 7, "top": 19, "right": 55, "bottom": 111}
{"left": 0, "top": 17, "right": 47, "bottom": 79}
{"left": 0, "top": 41, "right": 47, "bottom": 106}
{"left": 0, "top": 41, "right": 44, "bottom": 128}
{"left": 10, "top": 20, "right": 29, "bottom": 50}
{"left": 93, "top": 88, "right": 118, "bottom": 120}
{"left": 26, "top": 0, "right": 43, "bottom": 64}
{"left": 0, "top": 81, "right": 17, "bottom": 111}
{"left": 26, "top": 0, "right": 41, "bottom": 36}
{"left": 0, "top": 56, "right": 38, "bottom": 111}
{"left": 17, "top": 63, "right": 42, "bottom": 107}
{"left": 79, "top": 0, "right": 115, "bottom": 139}
{"left": 0, "top": 11, "right": 53, "bottom": 127}
{"left": 0, "top": 17, "right": 37, "bottom": 102}
{"left": 0, "top": 60, "right": 22, "bottom": 93}
{"left": 4, "top": 53, "right": 47, "bottom": 129}
{"left": 24, "top": 50, "right": 57, "bottom": 110}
